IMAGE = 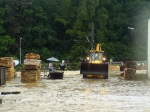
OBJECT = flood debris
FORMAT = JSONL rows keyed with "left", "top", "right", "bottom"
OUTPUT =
{"left": 0, "top": 91, "right": 21, "bottom": 95}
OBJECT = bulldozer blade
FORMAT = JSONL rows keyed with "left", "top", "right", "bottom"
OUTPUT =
{"left": 80, "top": 63, "right": 108, "bottom": 78}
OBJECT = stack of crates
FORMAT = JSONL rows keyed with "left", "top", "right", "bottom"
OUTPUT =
{"left": 0, "top": 57, "right": 16, "bottom": 79}
{"left": 21, "top": 53, "right": 41, "bottom": 83}
{"left": 124, "top": 68, "right": 136, "bottom": 80}
{"left": 121, "top": 61, "right": 136, "bottom": 80}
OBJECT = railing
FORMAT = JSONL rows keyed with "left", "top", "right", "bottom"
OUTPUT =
{"left": 135, "top": 61, "right": 147, "bottom": 65}
{"left": 106, "top": 61, "right": 147, "bottom": 65}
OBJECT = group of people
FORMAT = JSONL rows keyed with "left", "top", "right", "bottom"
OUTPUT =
{"left": 48, "top": 60, "right": 66, "bottom": 72}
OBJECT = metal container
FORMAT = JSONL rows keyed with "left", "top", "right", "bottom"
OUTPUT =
{"left": 0, "top": 67, "right": 6, "bottom": 86}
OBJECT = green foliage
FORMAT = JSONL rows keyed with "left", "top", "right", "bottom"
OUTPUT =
{"left": 0, "top": 35, "right": 15, "bottom": 55}
{"left": 102, "top": 42, "right": 132, "bottom": 61}
{"left": 0, "top": 0, "right": 149, "bottom": 61}
{"left": 0, "top": 4, "right": 15, "bottom": 56}
{"left": 66, "top": 63, "right": 81, "bottom": 70}
{"left": 70, "top": 44, "right": 87, "bottom": 62}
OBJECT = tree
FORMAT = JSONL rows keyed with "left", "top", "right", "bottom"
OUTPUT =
{"left": 124, "top": 0, "right": 150, "bottom": 60}
{"left": 0, "top": 0, "right": 150, "bottom": 61}
{"left": 0, "top": 1, "right": 14, "bottom": 56}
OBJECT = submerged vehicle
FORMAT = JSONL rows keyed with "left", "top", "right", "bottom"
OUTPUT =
{"left": 80, "top": 44, "right": 108, "bottom": 79}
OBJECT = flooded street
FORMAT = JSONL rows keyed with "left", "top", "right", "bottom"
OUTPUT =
{"left": 0, "top": 70, "right": 150, "bottom": 112}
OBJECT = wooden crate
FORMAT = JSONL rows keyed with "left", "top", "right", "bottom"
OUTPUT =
{"left": 23, "top": 64, "right": 41, "bottom": 70}
{"left": 0, "top": 57, "right": 14, "bottom": 67}
{"left": 24, "top": 59, "right": 41, "bottom": 68}
{"left": 136, "top": 65, "right": 146, "bottom": 70}
{"left": 136, "top": 65, "right": 141, "bottom": 70}
{"left": 21, "top": 70, "right": 40, "bottom": 83}
{"left": 37, "top": 69, "right": 40, "bottom": 79}
{"left": 48, "top": 72, "right": 64, "bottom": 79}
{"left": 6, "top": 67, "right": 16, "bottom": 79}
{"left": 109, "top": 65, "right": 120, "bottom": 71}
{"left": 25, "top": 53, "right": 40, "bottom": 59}
{"left": 141, "top": 65, "right": 146, "bottom": 70}
{"left": 123, "top": 68, "right": 136, "bottom": 80}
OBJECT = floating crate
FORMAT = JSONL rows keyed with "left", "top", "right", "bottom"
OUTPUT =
{"left": 136, "top": 65, "right": 146, "bottom": 70}
{"left": 36, "top": 69, "right": 41, "bottom": 79}
{"left": 136, "top": 66, "right": 141, "bottom": 70}
{"left": 24, "top": 59, "right": 41, "bottom": 68}
{"left": 0, "top": 57, "right": 14, "bottom": 68}
{"left": 124, "top": 68, "right": 136, "bottom": 80}
{"left": 6, "top": 67, "right": 16, "bottom": 79}
{"left": 23, "top": 64, "right": 41, "bottom": 70}
{"left": 124, "top": 61, "right": 136, "bottom": 68}
{"left": 25, "top": 53, "right": 40, "bottom": 60}
{"left": 21, "top": 70, "right": 40, "bottom": 83}
{"left": 141, "top": 65, "right": 146, "bottom": 70}
{"left": 109, "top": 65, "right": 120, "bottom": 71}
{"left": 49, "top": 72, "right": 64, "bottom": 79}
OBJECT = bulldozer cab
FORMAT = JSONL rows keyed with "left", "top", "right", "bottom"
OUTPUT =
{"left": 89, "top": 52, "right": 104, "bottom": 63}
{"left": 88, "top": 43, "right": 105, "bottom": 63}
{"left": 80, "top": 44, "right": 108, "bottom": 79}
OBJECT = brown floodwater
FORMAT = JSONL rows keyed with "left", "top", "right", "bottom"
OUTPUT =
{"left": 0, "top": 70, "right": 150, "bottom": 112}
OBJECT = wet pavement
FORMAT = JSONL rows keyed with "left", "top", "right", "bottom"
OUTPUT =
{"left": 0, "top": 70, "right": 150, "bottom": 112}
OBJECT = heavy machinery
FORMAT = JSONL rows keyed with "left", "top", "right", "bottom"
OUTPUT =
{"left": 80, "top": 44, "right": 108, "bottom": 79}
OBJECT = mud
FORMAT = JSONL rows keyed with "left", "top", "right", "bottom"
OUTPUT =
{"left": 0, "top": 70, "right": 150, "bottom": 112}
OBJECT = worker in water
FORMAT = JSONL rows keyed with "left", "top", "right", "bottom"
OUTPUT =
{"left": 48, "top": 61, "right": 53, "bottom": 72}
{"left": 60, "top": 60, "right": 66, "bottom": 71}
{"left": 48, "top": 61, "right": 53, "bottom": 77}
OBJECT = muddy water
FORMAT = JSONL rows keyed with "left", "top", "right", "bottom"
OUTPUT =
{"left": 0, "top": 70, "right": 150, "bottom": 112}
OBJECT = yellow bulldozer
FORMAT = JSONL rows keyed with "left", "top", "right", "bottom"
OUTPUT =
{"left": 80, "top": 44, "right": 108, "bottom": 79}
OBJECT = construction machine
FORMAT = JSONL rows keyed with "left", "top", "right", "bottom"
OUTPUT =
{"left": 80, "top": 44, "right": 108, "bottom": 79}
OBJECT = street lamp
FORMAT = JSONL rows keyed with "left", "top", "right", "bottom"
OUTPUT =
{"left": 20, "top": 37, "right": 22, "bottom": 64}
{"left": 127, "top": 27, "right": 134, "bottom": 30}
{"left": 128, "top": 26, "right": 145, "bottom": 35}
{"left": 128, "top": 23, "right": 150, "bottom": 79}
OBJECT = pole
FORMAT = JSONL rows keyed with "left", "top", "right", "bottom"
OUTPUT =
{"left": 148, "top": 19, "right": 150, "bottom": 79}
{"left": 128, "top": 26, "right": 149, "bottom": 78}
{"left": 91, "top": 22, "right": 94, "bottom": 49}
{"left": 20, "top": 38, "right": 22, "bottom": 64}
